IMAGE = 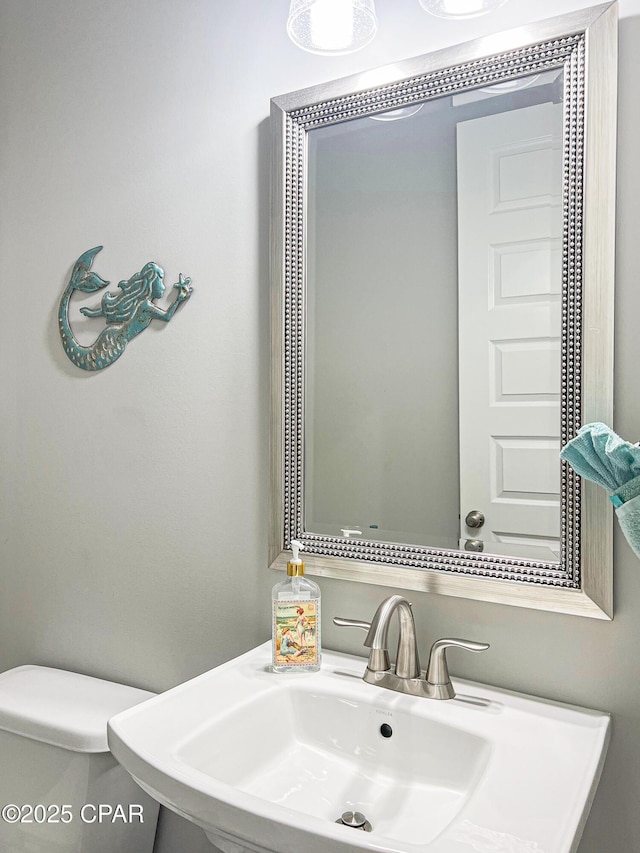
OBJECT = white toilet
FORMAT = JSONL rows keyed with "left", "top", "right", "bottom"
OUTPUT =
{"left": 0, "top": 664, "right": 159, "bottom": 853}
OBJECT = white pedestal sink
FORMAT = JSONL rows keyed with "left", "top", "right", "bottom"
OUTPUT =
{"left": 108, "top": 642, "right": 609, "bottom": 853}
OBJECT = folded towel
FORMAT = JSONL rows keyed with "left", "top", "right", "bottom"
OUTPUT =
{"left": 616, "top": 493, "right": 640, "bottom": 559}
{"left": 560, "top": 422, "right": 640, "bottom": 558}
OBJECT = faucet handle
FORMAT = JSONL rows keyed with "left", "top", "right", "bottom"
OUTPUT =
{"left": 333, "top": 616, "right": 390, "bottom": 673}
{"left": 426, "top": 638, "right": 490, "bottom": 700}
{"left": 333, "top": 617, "right": 371, "bottom": 631}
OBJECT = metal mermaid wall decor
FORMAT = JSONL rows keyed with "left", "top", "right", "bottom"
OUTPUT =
{"left": 58, "top": 246, "right": 193, "bottom": 371}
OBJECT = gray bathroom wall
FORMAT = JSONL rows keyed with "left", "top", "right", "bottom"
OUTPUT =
{"left": 0, "top": 2, "right": 638, "bottom": 853}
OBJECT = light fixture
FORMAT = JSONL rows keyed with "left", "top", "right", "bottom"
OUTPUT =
{"left": 370, "top": 104, "right": 424, "bottom": 121}
{"left": 287, "top": 0, "right": 377, "bottom": 55}
{"left": 418, "top": 0, "right": 509, "bottom": 19}
{"left": 478, "top": 73, "right": 542, "bottom": 95}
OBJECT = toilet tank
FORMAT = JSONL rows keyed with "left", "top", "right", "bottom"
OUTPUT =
{"left": 0, "top": 665, "right": 160, "bottom": 853}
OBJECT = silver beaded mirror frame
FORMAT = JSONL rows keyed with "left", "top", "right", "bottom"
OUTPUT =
{"left": 270, "top": 3, "right": 617, "bottom": 619}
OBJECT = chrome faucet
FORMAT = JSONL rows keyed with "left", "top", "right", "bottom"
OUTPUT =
{"left": 334, "top": 594, "right": 489, "bottom": 700}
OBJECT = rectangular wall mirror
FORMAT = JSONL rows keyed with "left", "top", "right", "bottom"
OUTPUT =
{"left": 270, "top": 3, "right": 617, "bottom": 619}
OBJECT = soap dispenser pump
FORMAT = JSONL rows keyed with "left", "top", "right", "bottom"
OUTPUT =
{"left": 272, "top": 540, "right": 321, "bottom": 673}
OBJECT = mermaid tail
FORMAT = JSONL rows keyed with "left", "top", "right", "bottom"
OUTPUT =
{"left": 69, "top": 246, "right": 109, "bottom": 294}
{"left": 58, "top": 246, "right": 127, "bottom": 371}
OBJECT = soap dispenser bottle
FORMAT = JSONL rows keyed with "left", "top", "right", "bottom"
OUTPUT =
{"left": 272, "top": 540, "right": 321, "bottom": 673}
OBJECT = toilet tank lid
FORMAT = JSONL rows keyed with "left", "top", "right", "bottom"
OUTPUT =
{"left": 0, "top": 665, "right": 155, "bottom": 753}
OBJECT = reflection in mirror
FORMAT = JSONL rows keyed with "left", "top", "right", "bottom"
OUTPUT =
{"left": 305, "top": 71, "right": 563, "bottom": 562}
{"left": 271, "top": 3, "right": 617, "bottom": 618}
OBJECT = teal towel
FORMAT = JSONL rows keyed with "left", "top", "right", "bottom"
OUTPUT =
{"left": 559, "top": 422, "right": 640, "bottom": 492}
{"left": 560, "top": 423, "right": 640, "bottom": 557}
{"left": 616, "top": 494, "right": 640, "bottom": 559}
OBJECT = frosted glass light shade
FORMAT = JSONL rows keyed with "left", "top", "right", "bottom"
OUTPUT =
{"left": 287, "top": 0, "right": 377, "bottom": 55}
{"left": 418, "top": 0, "right": 508, "bottom": 18}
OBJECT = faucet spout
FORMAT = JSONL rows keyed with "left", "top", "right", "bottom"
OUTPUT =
{"left": 334, "top": 595, "right": 489, "bottom": 700}
{"left": 364, "top": 594, "right": 420, "bottom": 678}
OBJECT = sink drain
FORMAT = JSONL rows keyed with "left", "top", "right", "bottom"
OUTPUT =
{"left": 336, "top": 811, "right": 373, "bottom": 832}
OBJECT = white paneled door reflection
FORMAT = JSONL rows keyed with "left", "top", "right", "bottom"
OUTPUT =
{"left": 457, "top": 101, "right": 562, "bottom": 561}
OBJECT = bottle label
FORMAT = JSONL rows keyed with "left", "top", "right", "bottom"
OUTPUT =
{"left": 273, "top": 599, "right": 319, "bottom": 667}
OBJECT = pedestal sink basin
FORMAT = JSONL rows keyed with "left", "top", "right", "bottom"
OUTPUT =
{"left": 107, "top": 642, "right": 609, "bottom": 853}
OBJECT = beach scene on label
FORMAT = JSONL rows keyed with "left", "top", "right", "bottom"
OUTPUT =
{"left": 273, "top": 600, "right": 318, "bottom": 666}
